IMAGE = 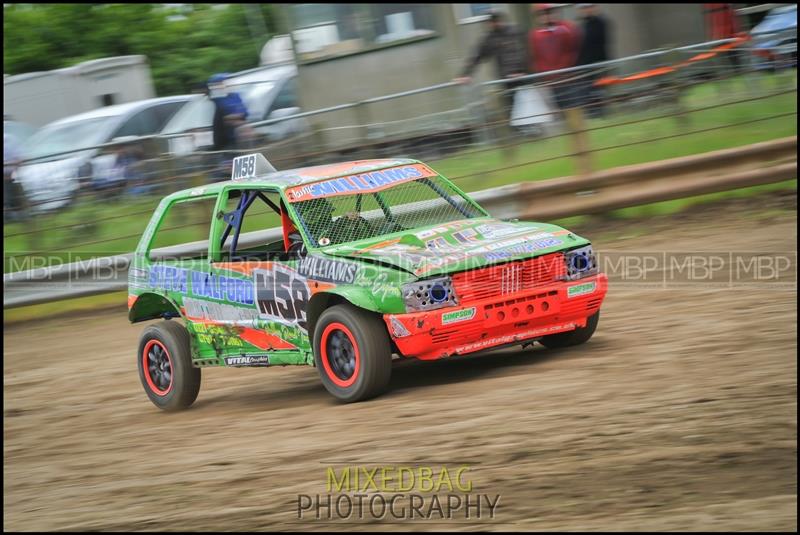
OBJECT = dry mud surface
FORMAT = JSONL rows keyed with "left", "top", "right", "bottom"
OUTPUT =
{"left": 4, "top": 194, "right": 797, "bottom": 531}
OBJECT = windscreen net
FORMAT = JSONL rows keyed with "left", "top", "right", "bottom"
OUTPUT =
{"left": 291, "top": 176, "right": 485, "bottom": 247}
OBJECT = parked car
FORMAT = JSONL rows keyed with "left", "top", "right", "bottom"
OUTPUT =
{"left": 129, "top": 153, "right": 608, "bottom": 409}
{"left": 160, "top": 64, "right": 308, "bottom": 157}
{"left": 17, "top": 95, "right": 192, "bottom": 211}
{"left": 3, "top": 119, "right": 37, "bottom": 147}
{"left": 751, "top": 5, "right": 797, "bottom": 70}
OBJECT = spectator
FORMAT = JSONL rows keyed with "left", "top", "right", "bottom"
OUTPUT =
{"left": 704, "top": 3, "right": 742, "bottom": 72}
{"left": 92, "top": 138, "right": 143, "bottom": 200}
{"left": 208, "top": 73, "right": 249, "bottom": 152}
{"left": 575, "top": 3, "right": 611, "bottom": 118}
{"left": 454, "top": 10, "right": 528, "bottom": 116}
{"left": 528, "top": 4, "right": 581, "bottom": 111}
{"left": 4, "top": 132, "right": 27, "bottom": 222}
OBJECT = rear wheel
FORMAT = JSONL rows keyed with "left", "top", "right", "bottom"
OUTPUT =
{"left": 539, "top": 311, "right": 600, "bottom": 349}
{"left": 138, "top": 320, "right": 201, "bottom": 411}
{"left": 313, "top": 304, "right": 392, "bottom": 402}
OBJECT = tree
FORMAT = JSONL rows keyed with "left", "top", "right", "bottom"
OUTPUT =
{"left": 3, "top": 3, "right": 278, "bottom": 95}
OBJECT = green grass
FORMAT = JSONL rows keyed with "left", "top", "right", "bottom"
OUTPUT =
{"left": 4, "top": 291, "right": 128, "bottom": 324}
{"left": 432, "top": 74, "right": 797, "bottom": 192}
{"left": 3, "top": 72, "right": 797, "bottom": 273}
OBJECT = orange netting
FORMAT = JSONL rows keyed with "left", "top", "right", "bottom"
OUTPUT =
{"left": 594, "top": 34, "right": 750, "bottom": 87}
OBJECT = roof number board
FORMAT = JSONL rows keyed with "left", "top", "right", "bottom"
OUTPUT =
{"left": 232, "top": 155, "right": 257, "bottom": 181}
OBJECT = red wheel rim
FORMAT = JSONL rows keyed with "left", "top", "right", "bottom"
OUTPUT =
{"left": 320, "top": 322, "right": 360, "bottom": 388}
{"left": 142, "top": 340, "right": 174, "bottom": 396}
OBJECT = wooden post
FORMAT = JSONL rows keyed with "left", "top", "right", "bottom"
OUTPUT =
{"left": 565, "top": 106, "right": 593, "bottom": 177}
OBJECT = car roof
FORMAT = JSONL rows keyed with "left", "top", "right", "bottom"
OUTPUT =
{"left": 226, "top": 64, "right": 296, "bottom": 85}
{"left": 45, "top": 95, "right": 194, "bottom": 127}
{"left": 165, "top": 158, "right": 421, "bottom": 201}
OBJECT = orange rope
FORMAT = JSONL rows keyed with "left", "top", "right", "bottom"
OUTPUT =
{"left": 594, "top": 34, "right": 750, "bottom": 87}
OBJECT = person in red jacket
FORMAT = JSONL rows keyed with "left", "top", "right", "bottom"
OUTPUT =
{"left": 528, "top": 4, "right": 581, "bottom": 110}
{"left": 704, "top": 3, "right": 742, "bottom": 71}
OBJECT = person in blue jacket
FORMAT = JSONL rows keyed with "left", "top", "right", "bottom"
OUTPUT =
{"left": 207, "top": 73, "right": 249, "bottom": 151}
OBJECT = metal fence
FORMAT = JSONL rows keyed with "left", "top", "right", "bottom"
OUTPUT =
{"left": 4, "top": 35, "right": 797, "bottom": 280}
{"left": 4, "top": 136, "right": 796, "bottom": 308}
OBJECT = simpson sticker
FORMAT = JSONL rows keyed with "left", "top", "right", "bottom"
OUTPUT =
{"left": 441, "top": 307, "right": 476, "bottom": 325}
{"left": 285, "top": 164, "right": 437, "bottom": 202}
{"left": 254, "top": 266, "right": 310, "bottom": 330}
{"left": 567, "top": 281, "right": 597, "bottom": 298}
{"left": 297, "top": 255, "right": 358, "bottom": 284}
{"left": 225, "top": 354, "right": 271, "bottom": 367}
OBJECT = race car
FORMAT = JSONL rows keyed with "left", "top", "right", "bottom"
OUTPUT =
{"left": 129, "top": 153, "right": 608, "bottom": 409}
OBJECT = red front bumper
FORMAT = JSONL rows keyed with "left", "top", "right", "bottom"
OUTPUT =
{"left": 384, "top": 273, "right": 608, "bottom": 360}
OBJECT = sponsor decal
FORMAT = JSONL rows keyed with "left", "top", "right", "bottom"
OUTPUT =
{"left": 298, "top": 255, "right": 358, "bottom": 284}
{"left": 190, "top": 271, "right": 254, "bottom": 306}
{"left": 483, "top": 237, "right": 563, "bottom": 261}
{"left": 286, "top": 164, "right": 436, "bottom": 202}
{"left": 452, "top": 228, "right": 478, "bottom": 244}
{"left": 225, "top": 354, "right": 271, "bottom": 367}
{"left": 476, "top": 222, "right": 525, "bottom": 239}
{"left": 455, "top": 323, "right": 576, "bottom": 353}
{"left": 184, "top": 297, "right": 259, "bottom": 323}
{"left": 192, "top": 323, "right": 245, "bottom": 347}
{"left": 254, "top": 265, "right": 310, "bottom": 330}
{"left": 567, "top": 281, "right": 596, "bottom": 298}
{"left": 389, "top": 316, "right": 411, "bottom": 337}
{"left": 130, "top": 267, "right": 149, "bottom": 280}
{"left": 425, "top": 237, "right": 456, "bottom": 251}
{"left": 441, "top": 307, "right": 477, "bottom": 325}
{"left": 416, "top": 229, "right": 439, "bottom": 239}
{"left": 149, "top": 265, "right": 188, "bottom": 294}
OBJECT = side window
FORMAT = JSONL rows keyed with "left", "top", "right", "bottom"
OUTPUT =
{"left": 114, "top": 111, "right": 149, "bottom": 138}
{"left": 221, "top": 189, "right": 285, "bottom": 259}
{"left": 149, "top": 196, "right": 218, "bottom": 261}
{"left": 268, "top": 78, "right": 298, "bottom": 116}
{"left": 151, "top": 102, "right": 185, "bottom": 131}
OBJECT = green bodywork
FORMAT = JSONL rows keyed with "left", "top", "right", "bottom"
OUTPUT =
{"left": 128, "top": 157, "right": 590, "bottom": 368}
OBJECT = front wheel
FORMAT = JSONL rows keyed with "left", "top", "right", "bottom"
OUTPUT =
{"left": 539, "top": 311, "right": 600, "bottom": 349}
{"left": 137, "top": 320, "right": 201, "bottom": 411}
{"left": 313, "top": 304, "right": 392, "bottom": 402}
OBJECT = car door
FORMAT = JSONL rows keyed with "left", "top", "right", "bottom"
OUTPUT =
{"left": 204, "top": 185, "right": 312, "bottom": 366}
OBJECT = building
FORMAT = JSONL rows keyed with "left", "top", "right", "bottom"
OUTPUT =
{"left": 279, "top": 3, "right": 717, "bottom": 152}
{"left": 3, "top": 55, "right": 156, "bottom": 128}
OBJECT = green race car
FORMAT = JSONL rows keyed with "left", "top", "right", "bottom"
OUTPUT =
{"left": 129, "top": 154, "right": 608, "bottom": 409}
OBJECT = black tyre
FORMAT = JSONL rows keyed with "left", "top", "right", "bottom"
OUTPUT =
{"left": 137, "top": 320, "right": 201, "bottom": 411}
{"left": 313, "top": 304, "right": 392, "bottom": 403}
{"left": 539, "top": 311, "right": 600, "bottom": 349}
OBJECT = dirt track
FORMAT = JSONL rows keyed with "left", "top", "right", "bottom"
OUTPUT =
{"left": 4, "top": 194, "right": 797, "bottom": 531}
